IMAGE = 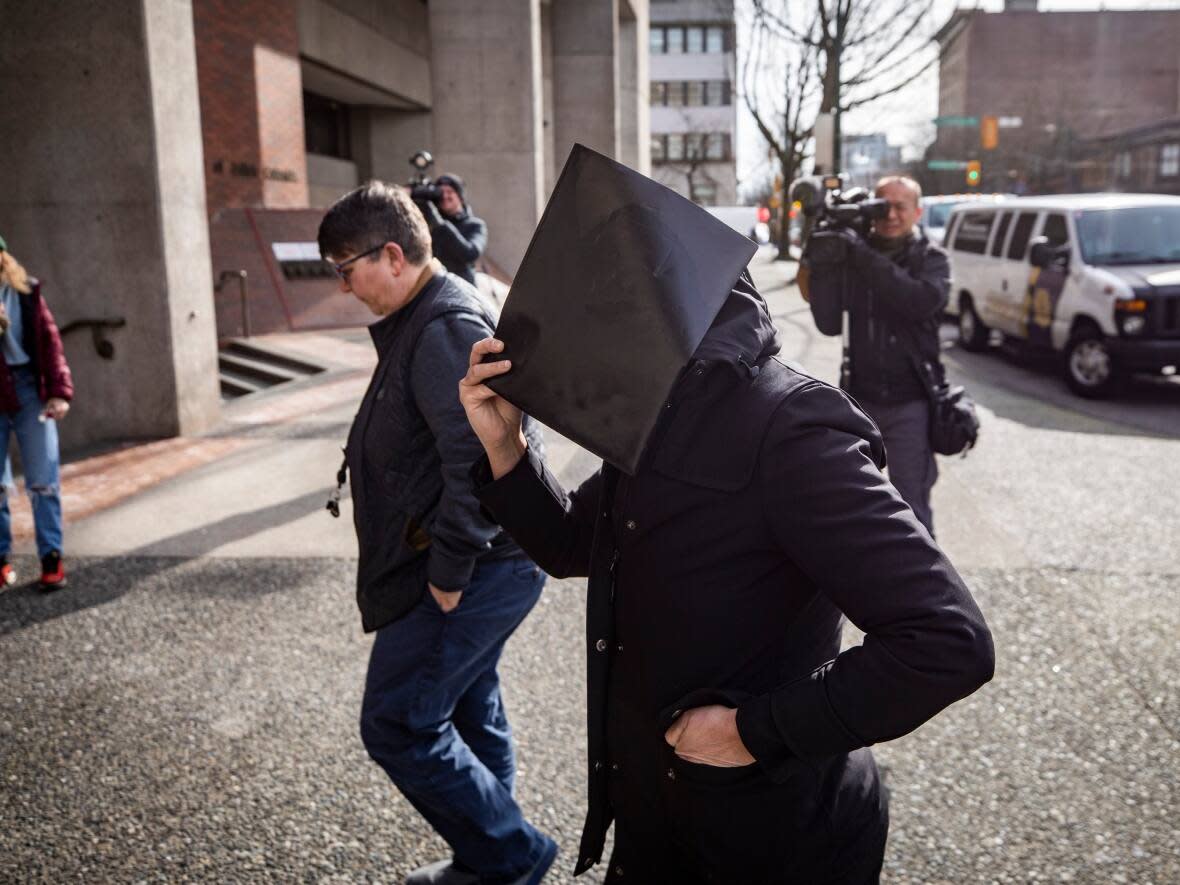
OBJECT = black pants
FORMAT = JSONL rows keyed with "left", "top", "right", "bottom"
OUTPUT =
{"left": 858, "top": 396, "right": 937, "bottom": 536}
{"left": 603, "top": 800, "right": 889, "bottom": 885}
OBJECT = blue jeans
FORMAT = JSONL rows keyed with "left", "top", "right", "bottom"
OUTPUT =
{"left": 361, "top": 555, "right": 549, "bottom": 882}
{"left": 0, "top": 365, "right": 63, "bottom": 558}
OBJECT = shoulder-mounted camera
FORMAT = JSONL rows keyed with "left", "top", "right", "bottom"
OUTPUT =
{"left": 408, "top": 149, "right": 443, "bottom": 203}
{"left": 790, "top": 174, "right": 890, "bottom": 263}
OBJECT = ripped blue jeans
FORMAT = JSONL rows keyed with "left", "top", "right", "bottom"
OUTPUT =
{"left": 0, "top": 365, "right": 63, "bottom": 558}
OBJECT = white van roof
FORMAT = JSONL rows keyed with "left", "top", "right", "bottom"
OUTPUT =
{"left": 921, "top": 193, "right": 1007, "bottom": 205}
{"left": 948, "top": 192, "right": 1180, "bottom": 213}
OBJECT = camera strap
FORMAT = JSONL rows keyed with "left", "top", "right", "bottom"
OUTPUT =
{"left": 326, "top": 449, "right": 347, "bottom": 518}
{"left": 839, "top": 264, "right": 853, "bottom": 390}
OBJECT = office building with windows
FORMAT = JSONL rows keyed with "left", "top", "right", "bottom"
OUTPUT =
{"left": 648, "top": 0, "right": 737, "bottom": 205}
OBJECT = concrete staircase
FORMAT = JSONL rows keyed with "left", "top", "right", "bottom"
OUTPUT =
{"left": 218, "top": 339, "right": 325, "bottom": 400}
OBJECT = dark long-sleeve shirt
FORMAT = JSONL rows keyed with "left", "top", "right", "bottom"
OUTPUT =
{"left": 430, "top": 211, "right": 488, "bottom": 286}
{"left": 808, "top": 233, "right": 950, "bottom": 403}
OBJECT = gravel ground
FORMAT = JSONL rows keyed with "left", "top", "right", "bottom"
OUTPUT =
{"left": 2, "top": 554, "right": 1177, "bottom": 883}
{"left": 2, "top": 252, "right": 1177, "bottom": 883}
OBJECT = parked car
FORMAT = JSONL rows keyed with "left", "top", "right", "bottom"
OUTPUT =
{"left": 921, "top": 193, "right": 1008, "bottom": 245}
{"left": 706, "top": 205, "right": 771, "bottom": 244}
{"left": 943, "top": 193, "right": 1180, "bottom": 397}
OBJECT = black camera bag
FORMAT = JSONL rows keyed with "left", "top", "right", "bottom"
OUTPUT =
{"left": 908, "top": 354, "right": 980, "bottom": 456}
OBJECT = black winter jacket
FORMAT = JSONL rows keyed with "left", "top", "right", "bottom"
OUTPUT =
{"left": 475, "top": 272, "right": 993, "bottom": 883}
{"left": 429, "top": 209, "right": 488, "bottom": 286}
{"left": 809, "top": 233, "right": 950, "bottom": 404}
{"left": 346, "top": 269, "right": 543, "bottom": 632}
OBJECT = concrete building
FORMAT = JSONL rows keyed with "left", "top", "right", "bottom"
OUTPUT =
{"left": 649, "top": 0, "right": 737, "bottom": 205}
{"left": 928, "top": 0, "right": 1180, "bottom": 194}
{"left": 0, "top": 0, "right": 649, "bottom": 451}
{"left": 841, "top": 134, "right": 903, "bottom": 190}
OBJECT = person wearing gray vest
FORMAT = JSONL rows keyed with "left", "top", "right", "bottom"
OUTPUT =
{"left": 318, "top": 182, "right": 556, "bottom": 885}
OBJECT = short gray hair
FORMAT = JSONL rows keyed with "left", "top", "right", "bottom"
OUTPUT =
{"left": 318, "top": 180, "right": 431, "bottom": 265}
{"left": 875, "top": 175, "right": 922, "bottom": 204}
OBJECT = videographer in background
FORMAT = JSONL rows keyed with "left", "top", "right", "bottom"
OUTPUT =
{"left": 806, "top": 175, "right": 950, "bottom": 535}
{"left": 414, "top": 173, "right": 488, "bottom": 287}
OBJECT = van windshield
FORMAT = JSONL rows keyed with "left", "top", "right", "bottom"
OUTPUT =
{"left": 1075, "top": 206, "right": 1180, "bottom": 265}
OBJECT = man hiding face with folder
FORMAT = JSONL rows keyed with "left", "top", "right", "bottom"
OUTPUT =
{"left": 457, "top": 146, "right": 995, "bottom": 884}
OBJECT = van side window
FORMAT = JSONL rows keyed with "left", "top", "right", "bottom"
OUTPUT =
{"left": 990, "top": 212, "right": 1013, "bottom": 258}
{"left": 1007, "top": 212, "right": 1037, "bottom": 260}
{"left": 1043, "top": 213, "right": 1070, "bottom": 247}
{"left": 953, "top": 211, "right": 994, "bottom": 255}
{"left": 944, "top": 212, "right": 962, "bottom": 245}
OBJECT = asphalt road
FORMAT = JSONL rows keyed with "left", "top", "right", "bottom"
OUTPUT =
{"left": 1, "top": 249, "right": 1177, "bottom": 883}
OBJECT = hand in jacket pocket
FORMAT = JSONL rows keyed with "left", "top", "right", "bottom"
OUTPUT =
{"left": 664, "top": 704, "right": 755, "bottom": 768}
{"left": 429, "top": 582, "right": 462, "bottom": 613}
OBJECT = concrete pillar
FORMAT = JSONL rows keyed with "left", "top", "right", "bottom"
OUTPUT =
{"left": 352, "top": 108, "right": 434, "bottom": 187}
{"left": 540, "top": 3, "right": 558, "bottom": 195}
{"left": 0, "top": 0, "right": 220, "bottom": 449}
{"left": 428, "top": 0, "right": 546, "bottom": 275}
{"left": 617, "top": 0, "right": 651, "bottom": 175}
{"left": 551, "top": 0, "right": 620, "bottom": 167}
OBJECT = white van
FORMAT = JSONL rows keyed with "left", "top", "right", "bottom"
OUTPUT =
{"left": 921, "top": 193, "right": 1007, "bottom": 245}
{"left": 943, "top": 194, "right": 1180, "bottom": 397}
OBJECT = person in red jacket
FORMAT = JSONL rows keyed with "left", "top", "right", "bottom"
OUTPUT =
{"left": 0, "top": 236, "right": 74, "bottom": 590}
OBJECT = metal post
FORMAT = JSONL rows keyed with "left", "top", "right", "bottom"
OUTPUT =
{"left": 216, "top": 270, "right": 250, "bottom": 338}
{"left": 832, "top": 41, "right": 842, "bottom": 176}
{"left": 238, "top": 271, "right": 250, "bottom": 338}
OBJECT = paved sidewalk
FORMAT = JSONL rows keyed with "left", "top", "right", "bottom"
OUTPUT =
{"left": 9, "top": 325, "right": 588, "bottom": 561}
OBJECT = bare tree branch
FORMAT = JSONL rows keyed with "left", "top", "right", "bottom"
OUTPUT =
{"left": 842, "top": 51, "right": 938, "bottom": 111}
{"left": 845, "top": 0, "right": 933, "bottom": 63}
{"left": 752, "top": 0, "right": 821, "bottom": 47}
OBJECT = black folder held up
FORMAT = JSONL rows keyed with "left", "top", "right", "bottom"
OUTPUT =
{"left": 487, "top": 144, "right": 757, "bottom": 474}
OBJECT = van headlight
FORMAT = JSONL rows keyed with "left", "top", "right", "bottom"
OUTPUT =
{"left": 1115, "top": 298, "right": 1148, "bottom": 336}
{"left": 1120, "top": 314, "right": 1147, "bottom": 335}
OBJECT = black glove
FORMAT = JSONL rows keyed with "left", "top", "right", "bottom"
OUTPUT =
{"left": 415, "top": 198, "right": 444, "bottom": 228}
{"left": 836, "top": 228, "right": 870, "bottom": 263}
{"left": 806, "top": 226, "right": 865, "bottom": 267}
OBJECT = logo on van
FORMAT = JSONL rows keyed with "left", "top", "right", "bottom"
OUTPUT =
{"left": 1022, "top": 265, "right": 1067, "bottom": 346}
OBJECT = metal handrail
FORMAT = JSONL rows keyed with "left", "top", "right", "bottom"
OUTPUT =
{"left": 59, "top": 317, "right": 126, "bottom": 360}
{"left": 215, "top": 269, "right": 250, "bottom": 338}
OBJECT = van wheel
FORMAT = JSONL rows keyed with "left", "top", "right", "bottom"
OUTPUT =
{"left": 958, "top": 297, "right": 990, "bottom": 352}
{"left": 1064, "top": 329, "right": 1120, "bottom": 398}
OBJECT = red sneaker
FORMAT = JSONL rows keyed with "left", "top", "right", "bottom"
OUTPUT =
{"left": 0, "top": 560, "right": 15, "bottom": 587}
{"left": 39, "top": 551, "right": 67, "bottom": 591}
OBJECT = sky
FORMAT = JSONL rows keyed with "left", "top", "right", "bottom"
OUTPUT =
{"left": 734, "top": 0, "right": 1180, "bottom": 191}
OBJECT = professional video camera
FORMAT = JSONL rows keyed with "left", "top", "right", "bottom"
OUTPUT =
{"left": 408, "top": 149, "right": 443, "bottom": 204}
{"left": 789, "top": 174, "right": 890, "bottom": 264}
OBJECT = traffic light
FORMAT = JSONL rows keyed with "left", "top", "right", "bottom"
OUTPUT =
{"left": 980, "top": 115, "right": 999, "bottom": 150}
{"left": 966, "top": 161, "right": 981, "bottom": 187}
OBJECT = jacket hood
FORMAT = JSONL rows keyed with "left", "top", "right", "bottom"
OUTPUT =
{"left": 690, "top": 269, "right": 781, "bottom": 374}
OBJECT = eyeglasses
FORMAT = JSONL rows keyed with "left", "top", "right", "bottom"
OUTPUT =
{"left": 331, "top": 244, "right": 384, "bottom": 280}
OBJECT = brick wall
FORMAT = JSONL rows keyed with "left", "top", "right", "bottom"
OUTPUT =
{"left": 192, "top": 0, "right": 308, "bottom": 214}
{"left": 209, "top": 208, "right": 373, "bottom": 339}
{"left": 964, "top": 11, "right": 1180, "bottom": 138}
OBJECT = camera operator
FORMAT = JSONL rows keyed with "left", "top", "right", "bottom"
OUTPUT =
{"left": 414, "top": 173, "right": 488, "bottom": 287}
{"left": 806, "top": 175, "right": 950, "bottom": 535}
